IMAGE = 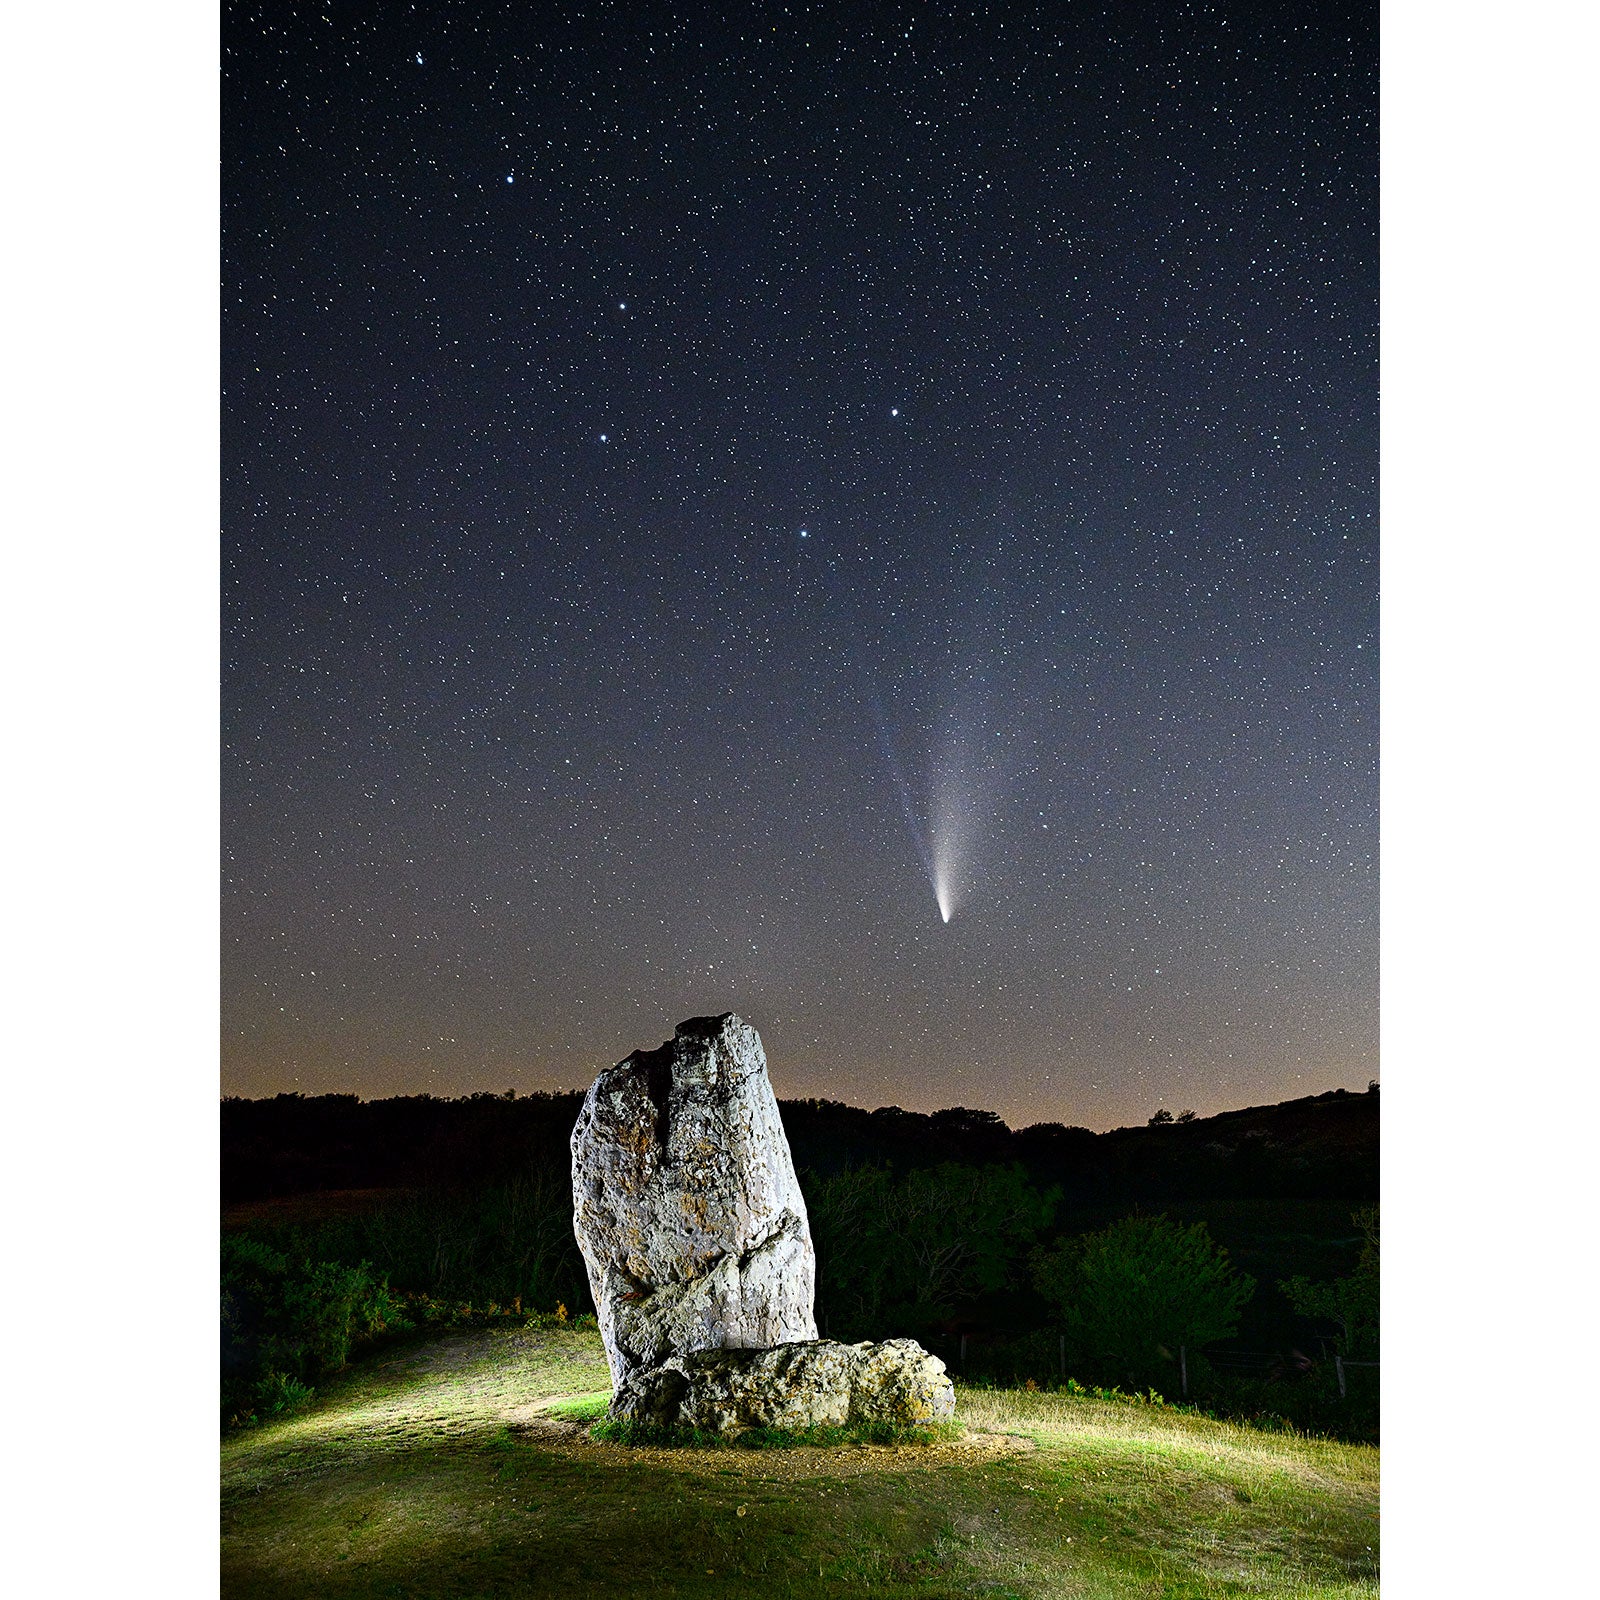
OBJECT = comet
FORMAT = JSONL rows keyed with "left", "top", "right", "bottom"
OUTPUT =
{"left": 868, "top": 686, "right": 982, "bottom": 924}
{"left": 811, "top": 525, "right": 1001, "bottom": 925}
{"left": 868, "top": 688, "right": 939, "bottom": 909}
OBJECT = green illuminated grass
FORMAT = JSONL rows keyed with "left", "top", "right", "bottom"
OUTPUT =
{"left": 221, "top": 1325, "right": 1377, "bottom": 1598}
{"left": 545, "top": 1392, "right": 611, "bottom": 1422}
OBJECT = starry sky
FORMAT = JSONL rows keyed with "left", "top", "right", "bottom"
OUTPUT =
{"left": 223, "top": 0, "right": 1376, "bottom": 1129}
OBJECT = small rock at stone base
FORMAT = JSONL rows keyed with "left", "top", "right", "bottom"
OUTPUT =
{"left": 610, "top": 1337, "right": 956, "bottom": 1436}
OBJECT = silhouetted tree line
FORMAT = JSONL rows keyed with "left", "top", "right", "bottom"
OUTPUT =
{"left": 222, "top": 1083, "right": 1377, "bottom": 1207}
{"left": 222, "top": 1089, "right": 588, "bottom": 1201}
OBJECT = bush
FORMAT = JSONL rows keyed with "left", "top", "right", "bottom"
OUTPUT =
{"left": 1032, "top": 1213, "right": 1255, "bottom": 1389}
{"left": 1280, "top": 1205, "right": 1378, "bottom": 1358}
{"left": 252, "top": 1370, "right": 316, "bottom": 1419}
{"left": 251, "top": 1164, "right": 589, "bottom": 1314}
{"left": 221, "top": 1235, "right": 409, "bottom": 1425}
{"left": 807, "top": 1161, "right": 1058, "bottom": 1337}
{"left": 1202, "top": 1365, "right": 1377, "bottom": 1443}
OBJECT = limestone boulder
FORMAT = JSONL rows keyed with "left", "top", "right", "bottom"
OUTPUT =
{"left": 570, "top": 1013, "right": 817, "bottom": 1388}
{"left": 610, "top": 1338, "right": 956, "bottom": 1435}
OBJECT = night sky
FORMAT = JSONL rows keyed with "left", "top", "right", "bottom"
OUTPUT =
{"left": 223, "top": 0, "right": 1376, "bottom": 1128}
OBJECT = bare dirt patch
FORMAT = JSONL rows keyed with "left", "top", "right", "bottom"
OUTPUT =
{"left": 503, "top": 1398, "right": 1038, "bottom": 1480}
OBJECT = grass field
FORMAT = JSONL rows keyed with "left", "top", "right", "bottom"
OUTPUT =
{"left": 220, "top": 1325, "right": 1378, "bottom": 1599}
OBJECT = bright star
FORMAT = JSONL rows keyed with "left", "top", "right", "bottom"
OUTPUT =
{"left": 415, "top": 52, "right": 424, "bottom": 65}
{"left": 599, "top": 433, "right": 608, "bottom": 443}
{"left": 890, "top": 407, "right": 899, "bottom": 416}
{"left": 506, "top": 174, "right": 514, "bottom": 184}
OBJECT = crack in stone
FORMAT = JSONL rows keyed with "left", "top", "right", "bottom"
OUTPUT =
{"left": 572, "top": 1014, "right": 818, "bottom": 1390}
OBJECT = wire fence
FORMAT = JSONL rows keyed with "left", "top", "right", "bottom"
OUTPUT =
{"left": 1184, "top": 1345, "right": 1379, "bottom": 1397}
{"left": 1333, "top": 1355, "right": 1379, "bottom": 1399}
{"left": 926, "top": 1330, "right": 1378, "bottom": 1400}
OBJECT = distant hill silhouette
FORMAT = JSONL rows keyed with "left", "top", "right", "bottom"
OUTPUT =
{"left": 222, "top": 1084, "right": 1376, "bottom": 1207}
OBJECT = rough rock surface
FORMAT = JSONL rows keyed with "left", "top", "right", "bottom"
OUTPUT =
{"left": 611, "top": 1338, "right": 956, "bottom": 1435}
{"left": 570, "top": 1013, "right": 817, "bottom": 1389}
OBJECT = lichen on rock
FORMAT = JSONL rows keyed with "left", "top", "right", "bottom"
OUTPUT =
{"left": 610, "top": 1337, "right": 957, "bottom": 1436}
{"left": 570, "top": 1013, "right": 818, "bottom": 1389}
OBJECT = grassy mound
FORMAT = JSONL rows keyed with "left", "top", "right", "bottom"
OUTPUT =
{"left": 221, "top": 1324, "right": 1377, "bottom": 1598}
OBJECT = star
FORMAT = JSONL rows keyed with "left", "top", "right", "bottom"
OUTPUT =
{"left": 223, "top": 0, "right": 1377, "bottom": 1128}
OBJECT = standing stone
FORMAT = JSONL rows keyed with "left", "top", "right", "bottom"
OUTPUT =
{"left": 570, "top": 1013, "right": 818, "bottom": 1388}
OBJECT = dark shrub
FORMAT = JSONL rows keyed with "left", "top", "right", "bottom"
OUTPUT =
{"left": 221, "top": 1234, "right": 407, "bottom": 1424}
{"left": 1033, "top": 1213, "right": 1255, "bottom": 1389}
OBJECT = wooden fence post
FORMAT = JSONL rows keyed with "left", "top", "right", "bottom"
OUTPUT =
{"left": 959, "top": 1333, "right": 968, "bottom": 1371}
{"left": 1180, "top": 1345, "right": 1187, "bottom": 1398}
{"left": 1335, "top": 1354, "right": 1346, "bottom": 1399}
{"left": 1059, "top": 1333, "right": 1065, "bottom": 1382}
